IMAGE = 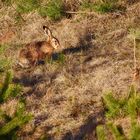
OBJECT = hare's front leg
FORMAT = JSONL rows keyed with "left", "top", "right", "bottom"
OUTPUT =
{"left": 46, "top": 52, "right": 53, "bottom": 63}
{"left": 32, "top": 58, "right": 38, "bottom": 67}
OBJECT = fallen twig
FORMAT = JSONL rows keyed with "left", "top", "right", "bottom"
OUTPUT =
{"left": 65, "top": 11, "right": 99, "bottom": 17}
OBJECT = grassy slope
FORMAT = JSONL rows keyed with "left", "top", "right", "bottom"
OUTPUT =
{"left": 0, "top": 1, "right": 140, "bottom": 139}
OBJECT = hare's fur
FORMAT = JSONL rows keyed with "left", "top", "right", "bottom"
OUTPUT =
{"left": 17, "top": 26, "right": 60, "bottom": 68}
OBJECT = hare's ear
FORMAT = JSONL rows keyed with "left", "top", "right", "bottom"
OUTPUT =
{"left": 43, "top": 26, "right": 52, "bottom": 41}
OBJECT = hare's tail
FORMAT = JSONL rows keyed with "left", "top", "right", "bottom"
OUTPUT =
{"left": 16, "top": 58, "right": 30, "bottom": 68}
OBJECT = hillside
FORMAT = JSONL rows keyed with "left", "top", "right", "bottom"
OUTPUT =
{"left": 0, "top": 0, "right": 140, "bottom": 139}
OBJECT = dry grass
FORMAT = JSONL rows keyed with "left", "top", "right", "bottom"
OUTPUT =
{"left": 0, "top": 1, "right": 140, "bottom": 139}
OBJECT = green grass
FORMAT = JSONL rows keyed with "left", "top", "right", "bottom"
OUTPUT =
{"left": 0, "top": 72, "right": 22, "bottom": 102}
{"left": 96, "top": 125, "right": 106, "bottom": 140}
{"left": 107, "top": 123, "right": 125, "bottom": 140}
{"left": 0, "top": 44, "right": 10, "bottom": 54}
{"left": 56, "top": 53, "right": 65, "bottom": 64}
{"left": 3, "top": 0, "right": 127, "bottom": 23}
{"left": 16, "top": 0, "right": 40, "bottom": 14}
{"left": 0, "top": 72, "right": 32, "bottom": 139}
{"left": 0, "top": 44, "right": 13, "bottom": 73}
{"left": 3, "top": 0, "right": 65, "bottom": 21}
{"left": 93, "top": 3, "right": 117, "bottom": 13}
{"left": 1, "top": 0, "right": 12, "bottom": 6}
{"left": 13, "top": 0, "right": 65, "bottom": 21}
{"left": 45, "top": 53, "right": 65, "bottom": 65}
{"left": 96, "top": 86, "right": 140, "bottom": 139}
{"left": 130, "top": 121, "right": 140, "bottom": 140}
{"left": 80, "top": 1, "right": 95, "bottom": 11}
{"left": 80, "top": 0, "right": 123, "bottom": 14}
{"left": 38, "top": 6, "right": 48, "bottom": 18}
{"left": 0, "top": 58, "right": 12, "bottom": 73}
{"left": 0, "top": 116, "right": 31, "bottom": 135}
{"left": 38, "top": 0, "right": 64, "bottom": 20}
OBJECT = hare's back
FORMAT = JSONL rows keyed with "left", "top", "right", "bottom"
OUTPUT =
{"left": 26, "top": 41, "right": 48, "bottom": 50}
{"left": 39, "top": 41, "right": 54, "bottom": 54}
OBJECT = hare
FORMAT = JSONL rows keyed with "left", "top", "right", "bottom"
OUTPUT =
{"left": 17, "top": 26, "right": 61, "bottom": 68}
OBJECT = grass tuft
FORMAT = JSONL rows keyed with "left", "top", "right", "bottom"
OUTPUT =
{"left": 107, "top": 123, "right": 125, "bottom": 140}
{"left": 38, "top": 0, "right": 64, "bottom": 20}
{"left": 0, "top": 59, "right": 11, "bottom": 73}
{"left": 0, "top": 72, "right": 32, "bottom": 139}
{"left": 56, "top": 53, "right": 65, "bottom": 64}
{"left": 96, "top": 86, "right": 140, "bottom": 139}
{"left": 1, "top": 0, "right": 12, "bottom": 6}
{"left": 80, "top": 0, "right": 124, "bottom": 14}
{"left": 0, "top": 44, "right": 13, "bottom": 73}
{"left": 16, "top": 0, "right": 40, "bottom": 14}
{"left": 96, "top": 125, "right": 106, "bottom": 140}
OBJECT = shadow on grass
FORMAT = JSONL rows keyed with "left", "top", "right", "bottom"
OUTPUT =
{"left": 52, "top": 27, "right": 94, "bottom": 61}
{"left": 13, "top": 27, "right": 94, "bottom": 98}
{"left": 13, "top": 72, "right": 43, "bottom": 87}
{"left": 62, "top": 111, "right": 104, "bottom": 140}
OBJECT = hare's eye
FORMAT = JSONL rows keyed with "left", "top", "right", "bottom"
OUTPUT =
{"left": 55, "top": 40, "right": 58, "bottom": 44}
{"left": 52, "top": 39, "right": 57, "bottom": 45}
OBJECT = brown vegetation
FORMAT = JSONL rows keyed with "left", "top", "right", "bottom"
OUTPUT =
{"left": 0, "top": 0, "right": 140, "bottom": 139}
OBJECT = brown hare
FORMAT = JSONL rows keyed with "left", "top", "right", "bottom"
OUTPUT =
{"left": 17, "top": 26, "right": 61, "bottom": 68}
